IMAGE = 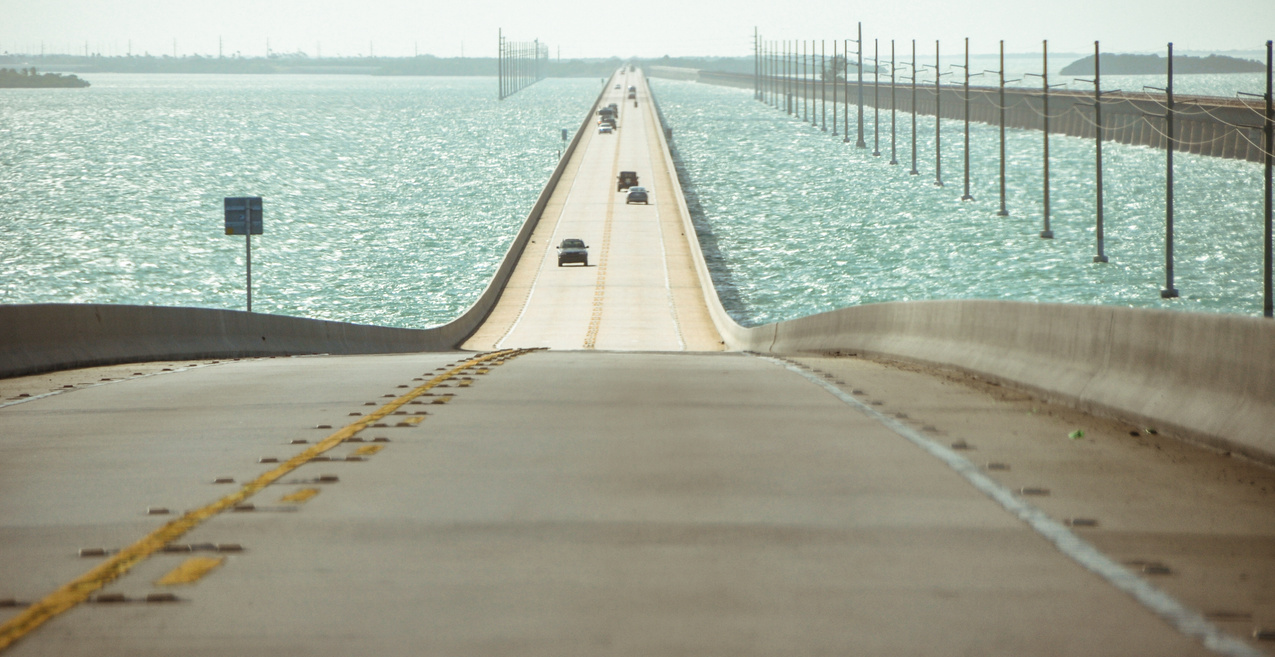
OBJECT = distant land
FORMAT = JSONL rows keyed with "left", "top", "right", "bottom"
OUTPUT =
{"left": 0, "top": 67, "right": 89, "bottom": 88}
{"left": 1060, "top": 53, "right": 1266, "bottom": 75}
{"left": 0, "top": 53, "right": 754, "bottom": 78}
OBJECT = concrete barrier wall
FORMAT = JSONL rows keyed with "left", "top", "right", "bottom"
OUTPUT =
{"left": 648, "top": 76, "right": 1275, "bottom": 465}
{"left": 733, "top": 302, "right": 1275, "bottom": 465}
{"left": 0, "top": 80, "right": 612, "bottom": 379}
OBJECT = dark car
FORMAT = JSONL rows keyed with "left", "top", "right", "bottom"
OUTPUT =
{"left": 557, "top": 238, "right": 588, "bottom": 267}
{"left": 625, "top": 186, "right": 649, "bottom": 204}
{"left": 617, "top": 171, "right": 639, "bottom": 191}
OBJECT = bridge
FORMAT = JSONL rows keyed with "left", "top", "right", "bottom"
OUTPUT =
{"left": 2, "top": 68, "right": 1274, "bottom": 656}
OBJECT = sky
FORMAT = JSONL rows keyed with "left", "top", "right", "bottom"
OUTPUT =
{"left": 1, "top": 0, "right": 1271, "bottom": 60}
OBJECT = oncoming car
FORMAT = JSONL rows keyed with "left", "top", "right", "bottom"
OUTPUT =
{"left": 598, "top": 124, "right": 613, "bottom": 134}
{"left": 625, "top": 186, "right": 649, "bottom": 204}
{"left": 557, "top": 238, "right": 588, "bottom": 267}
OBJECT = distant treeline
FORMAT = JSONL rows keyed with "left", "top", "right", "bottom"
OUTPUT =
{"left": 0, "top": 67, "right": 89, "bottom": 88}
{"left": 1060, "top": 53, "right": 1266, "bottom": 75}
{"left": 0, "top": 54, "right": 755, "bottom": 77}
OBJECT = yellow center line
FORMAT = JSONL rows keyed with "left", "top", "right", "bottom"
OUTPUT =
{"left": 583, "top": 126, "right": 622, "bottom": 350}
{"left": 279, "top": 488, "right": 320, "bottom": 504}
{"left": 351, "top": 444, "right": 385, "bottom": 457}
{"left": 0, "top": 347, "right": 534, "bottom": 653}
{"left": 155, "top": 556, "right": 225, "bottom": 587}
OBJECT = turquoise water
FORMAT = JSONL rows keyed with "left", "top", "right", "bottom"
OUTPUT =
{"left": 652, "top": 77, "right": 1269, "bottom": 326}
{"left": 1, "top": 73, "right": 1268, "bottom": 330}
{"left": 0, "top": 74, "right": 599, "bottom": 328}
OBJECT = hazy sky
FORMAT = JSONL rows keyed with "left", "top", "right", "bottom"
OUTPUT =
{"left": 2, "top": 0, "right": 1271, "bottom": 59}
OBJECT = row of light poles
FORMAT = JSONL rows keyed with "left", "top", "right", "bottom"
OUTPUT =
{"left": 751, "top": 30, "right": 1274, "bottom": 317}
{"left": 497, "top": 30, "right": 547, "bottom": 100}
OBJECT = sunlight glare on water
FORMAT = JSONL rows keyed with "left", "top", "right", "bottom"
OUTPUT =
{"left": 651, "top": 77, "right": 1267, "bottom": 326}
{"left": 0, "top": 74, "right": 599, "bottom": 328}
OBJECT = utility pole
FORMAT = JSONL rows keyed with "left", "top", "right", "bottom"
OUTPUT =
{"left": 910, "top": 39, "right": 919, "bottom": 176}
{"left": 1027, "top": 41, "right": 1054, "bottom": 238}
{"left": 934, "top": 40, "right": 944, "bottom": 187}
{"left": 873, "top": 39, "right": 881, "bottom": 156}
{"left": 1084, "top": 41, "right": 1109, "bottom": 263}
{"left": 856, "top": 23, "right": 866, "bottom": 148}
{"left": 1266, "top": 40, "right": 1273, "bottom": 316}
{"left": 995, "top": 41, "right": 1009, "bottom": 216}
{"left": 786, "top": 41, "right": 791, "bottom": 115}
{"left": 961, "top": 37, "right": 974, "bottom": 201}
{"left": 844, "top": 39, "right": 850, "bottom": 140}
{"left": 810, "top": 39, "right": 817, "bottom": 128}
{"left": 1244, "top": 40, "right": 1275, "bottom": 316}
{"left": 1042, "top": 40, "right": 1053, "bottom": 238}
{"left": 890, "top": 40, "right": 898, "bottom": 165}
{"left": 795, "top": 39, "right": 805, "bottom": 123}
{"left": 832, "top": 39, "right": 838, "bottom": 135}
{"left": 1162, "top": 43, "right": 1179, "bottom": 297}
{"left": 822, "top": 40, "right": 827, "bottom": 132}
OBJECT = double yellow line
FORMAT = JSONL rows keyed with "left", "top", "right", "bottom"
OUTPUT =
{"left": 584, "top": 115, "right": 625, "bottom": 350}
{"left": 0, "top": 348, "right": 530, "bottom": 652}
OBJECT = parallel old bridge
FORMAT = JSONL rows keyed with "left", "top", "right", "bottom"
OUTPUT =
{"left": 1, "top": 69, "right": 1274, "bottom": 656}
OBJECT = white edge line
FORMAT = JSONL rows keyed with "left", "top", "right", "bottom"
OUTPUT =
{"left": 494, "top": 132, "right": 591, "bottom": 350}
{"left": 0, "top": 362, "right": 214, "bottom": 410}
{"left": 652, "top": 196, "right": 685, "bottom": 351}
{"left": 645, "top": 97, "right": 686, "bottom": 351}
{"left": 754, "top": 353, "right": 1264, "bottom": 657}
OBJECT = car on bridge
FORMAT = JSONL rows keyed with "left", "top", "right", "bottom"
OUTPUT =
{"left": 625, "top": 186, "right": 648, "bottom": 204}
{"left": 557, "top": 238, "right": 588, "bottom": 267}
{"left": 598, "top": 124, "right": 613, "bottom": 134}
{"left": 617, "top": 171, "right": 639, "bottom": 191}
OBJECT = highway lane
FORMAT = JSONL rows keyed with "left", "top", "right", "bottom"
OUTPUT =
{"left": 464, "top": 69, "right": 721, "bottom": 352}
{"left": 2, "top": 350, "right": 1246, "bottom": 656}
{"left": 3, "top": 66, "right": 1274, "bottom": 656}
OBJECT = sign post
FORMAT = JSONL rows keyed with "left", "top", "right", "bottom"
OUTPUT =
{"left": 223, "top": 197, "right": 263, "bottom": 312}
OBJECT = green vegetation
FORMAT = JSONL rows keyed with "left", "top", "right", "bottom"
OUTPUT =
{"left": 1060, "top": 53, "right": 1266, "bottom": 75}
{"left": 0, "top": 67, "right": 89, "bottom": 88}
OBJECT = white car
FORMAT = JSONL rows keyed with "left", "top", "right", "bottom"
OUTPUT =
{"left": 598, "top": 124, "right": 613, "bottom": 134}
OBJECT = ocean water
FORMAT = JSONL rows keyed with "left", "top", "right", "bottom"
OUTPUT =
{"left": 0, "top": 74, "right": 599, "bottom": 328}
{"left": 2, "top": 73, "right": 1268, "bottom": 331}
{"left": 652, "top": 76, "right": 1269, "bottom": 326}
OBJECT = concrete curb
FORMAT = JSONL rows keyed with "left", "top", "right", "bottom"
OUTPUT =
{"left": 0, "top": 81, "right": 612, "bottom": 380}
{"left": 646, "top": 77, "right": 1275, "bottom": 464}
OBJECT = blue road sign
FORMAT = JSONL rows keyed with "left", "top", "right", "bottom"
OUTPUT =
{"left": 224, "top": 197, "right": 263, "bottom": 235}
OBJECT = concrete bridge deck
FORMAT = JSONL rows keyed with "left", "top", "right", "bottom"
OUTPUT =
{"left": 2, "top": 70, "right": 1274, "bottom": 656}
{"left": 464, "top": 69, "right": 721, "bottom": 352}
